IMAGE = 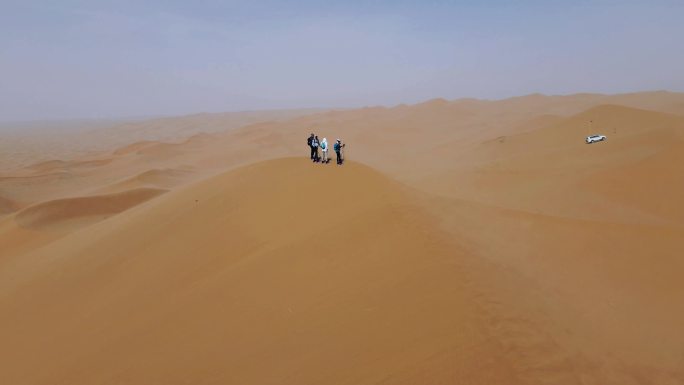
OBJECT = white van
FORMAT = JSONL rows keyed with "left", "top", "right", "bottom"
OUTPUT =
{"left": 585, "top": 134, "right": 607, "bottom": 144}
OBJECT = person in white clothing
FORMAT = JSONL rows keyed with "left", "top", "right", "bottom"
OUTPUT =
{"left": 320, "top": 138, "right": 329, "bottom": 163}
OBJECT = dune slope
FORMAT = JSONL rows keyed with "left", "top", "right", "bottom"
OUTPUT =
{"left": 0, "top": 158, "right": 521, "bottom": 385}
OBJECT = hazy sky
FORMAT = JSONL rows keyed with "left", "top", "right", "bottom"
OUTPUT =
{"left": 2, "top": 0, "right": 683, "bottom": 120}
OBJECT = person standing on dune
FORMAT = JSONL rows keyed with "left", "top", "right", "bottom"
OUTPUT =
{"left": 334, "top": 139, "right": 345, "bottom": 165}
{"left": 312, "top": 135, "right": 320, "bottom": 162}
{"left": 307, "top": 133, "right": 315, "bottom": 160}
{"left": 320, "top": 137, "right": 329, "bottom": 163}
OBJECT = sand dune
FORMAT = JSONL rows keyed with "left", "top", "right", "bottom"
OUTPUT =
{"left": 111, "top": 134, "right": 217, "bottom": 161}
{"left": 26, "top": 159, "right": 70, "bottom": 172}
{"left": 1, "top": 92, "right": 683, "bottom": 384}
{"left": 112, "top": 140, "right": 158, "bottom": 156}
{"left": 25, "top": 158, "right": 113, "bottom": 173}
{"left": 14, "top": 187, "right": 166, "bottom": 230}
{"left": 98, "top": 168, "right": 195, "bottom": 193}
{"left": 583, "top": 141, "right": 684, "bottom": 222}
{"left": 500, "top": 104, "right": 684, "bottom": 149}
{"left": 430, "top": 196, "right": 684, "bottom": 382}
{"left": 3, "top": 92, "right": 683, "bottom": 206}
{"left": 0, "top": 109, "right": 325, "bottom": 171}
{"left": 0, "top": 159, "right": 505, "bottom": 384}
{"left": 421, "top": 104, "right": 684, "bottom": 223}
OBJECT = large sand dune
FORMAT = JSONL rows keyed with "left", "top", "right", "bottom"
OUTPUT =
{"left": 1, "top": 159, "right": 496, "bottom": 384}
{"left": 1, "top": 92, "right": 683, "bottom": 384}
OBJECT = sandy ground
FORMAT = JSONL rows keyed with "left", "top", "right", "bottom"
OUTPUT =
{"left": 1, "top": 92, "right": 683, "bottom": 384}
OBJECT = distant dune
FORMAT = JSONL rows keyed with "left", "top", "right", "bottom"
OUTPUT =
{"left": 1, "top": 92, "right": 683, "bottom": 384}
{"left": 112, "top": 140, "right": 158, "bottom": 156}
{"left": 14, "top": 188, "right": 166, "bottom": 230}
{"left": 98, "top": 168, "right": 194, "bottom": 194}
{"left": 0, "top": 108, "right": 326, "bottom": 171}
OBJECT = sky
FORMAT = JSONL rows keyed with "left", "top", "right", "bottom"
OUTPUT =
{"left": 1, "top": 0, "right": 683, "bottom": 121}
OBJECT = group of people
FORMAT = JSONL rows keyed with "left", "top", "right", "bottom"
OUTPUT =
{"left": 307, "top": 133, "right": 345, "bottom": 165}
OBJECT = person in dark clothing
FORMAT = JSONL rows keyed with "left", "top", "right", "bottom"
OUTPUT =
{"left": 334, "top": 139, "right": 345, "bottom": 165}
{"left": 307, "top": 133, "right": 315, "bottom": 160}
{"left": 312, "top": 135, "right": 320, "bottom": 162}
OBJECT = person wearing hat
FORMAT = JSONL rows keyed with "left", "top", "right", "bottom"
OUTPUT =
{"left": 334, "top": 139, "right": 345, "bottom": 165}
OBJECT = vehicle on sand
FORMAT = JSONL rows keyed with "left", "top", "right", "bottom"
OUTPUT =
{"left": 585, "top": 134, "right": 607, "bottom": 144}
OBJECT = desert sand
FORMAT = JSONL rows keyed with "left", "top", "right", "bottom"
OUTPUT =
{"left": 1, "top": 91, "right": 683, "bottom": 384}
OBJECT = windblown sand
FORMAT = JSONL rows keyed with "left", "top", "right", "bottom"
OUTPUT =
{"left": 1, "top": 92, "right": 683, "bottom": 384}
